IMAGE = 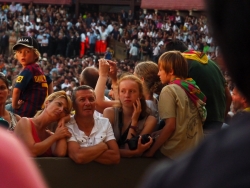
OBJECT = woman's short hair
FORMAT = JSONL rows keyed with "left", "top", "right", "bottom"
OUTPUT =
{"left": 35, "top": 90, "right": 72, "bottom": 117}
{"left": 158, "top": 51, "right": 188, "bottom": 79}
{"left": 118, "top": 75, "right": 150, "bottom": 118}
{"left": 134, "top": 61, "right": 163, "bottom": 95}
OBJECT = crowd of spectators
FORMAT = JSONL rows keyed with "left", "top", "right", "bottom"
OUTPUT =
{"left": 0, "top": 2, "right": 221, "bottom": 102}
{"left": 0, "top": 0, "right": 238, "bottom": 171}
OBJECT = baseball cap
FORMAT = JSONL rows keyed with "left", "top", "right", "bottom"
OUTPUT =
{"left": 13, "top": 36, "right": 39, "bottom": 51}
{"left": 0, "top": 117, "right": 9, "bottom": 129}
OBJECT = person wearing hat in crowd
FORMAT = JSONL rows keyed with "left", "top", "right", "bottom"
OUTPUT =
{"left": 11, "top": 36, "right": 50, "bottom": 117}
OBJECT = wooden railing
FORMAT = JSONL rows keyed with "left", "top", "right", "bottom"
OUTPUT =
{"left": 35, "top": 157, "right": 158, "bottom": 188}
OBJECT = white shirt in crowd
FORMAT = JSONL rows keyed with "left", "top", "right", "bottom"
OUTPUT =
{"left": 207, "top": 37, "right": 213, "bottom": 44}
{"left": 41, "top": 37, "right": 48, "bottom": 46}
{"left": 145, "top": 14, "right": 152, "bottom": 20}
{"left": 61, "top": 83, "right": 71, "bottom": 89}
{"left": 153, "top": 46, "right": 160, "bottom": 56}
{"left": 22, "top": 15, "right": 29, "bottom": 23}
{"left": 99, "top": 29, "right": 108, "bottom": 41}
{"left": 107, "top": 24, "right": 114, "bottom": 35}
{"left": 67, "top": 116, "right": 115, "bottom": 147}
{"left": 80, "top": 33, "right": 86, "bottom": 42}
{"left": 138, "top": 31, "right": 144, "bottom": 40}
{"left": 9, "top": 4, "right": 17, "bottom": 13}
{"left": 129, "top": 45, "right": 139, "bottom": 56}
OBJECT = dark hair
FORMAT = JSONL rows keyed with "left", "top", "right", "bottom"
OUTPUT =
{"left": 80, "top": 67, "right": 99, "bottom": 89}
{"left": 166, "top": 40, "right": 188, "bottom": 52}
{"left": 71, "top": 85, "right": 95, "bottom": 104}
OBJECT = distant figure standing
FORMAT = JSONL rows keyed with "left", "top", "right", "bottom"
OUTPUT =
{"left": 104, "top": 47, "right": 112, "bottom": 60}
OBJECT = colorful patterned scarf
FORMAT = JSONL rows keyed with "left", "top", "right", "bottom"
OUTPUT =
{"left": 182, "top": 50, "right": 208, "bottom": 64}
{"left": 170, "top": 78, "right": 207, "bottom": 123}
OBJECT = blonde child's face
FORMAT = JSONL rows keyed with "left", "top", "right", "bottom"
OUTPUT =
{"left": 15, "top": 46, "right": 37, "bottom": 67}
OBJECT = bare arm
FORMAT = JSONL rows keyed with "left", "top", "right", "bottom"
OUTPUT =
{"left": 94, "top": 139, "right": 120, "bottom": 164}
{"left": 140, "top": 116, "right": 157, "bottom": 135}
{"left": 50, "top": 115, "right": 72, "bottom": 157}
{"left": 14, "top": 118, "right": 70, "bottom": 157}
{"left": 12, "top": 88, "right": 21, "bottom": 109}
{"left": 95, "top": 59, "right": 119, "bottom": 113}
{"left": 127, "top": 99, "right": 157, "bottom": 139}
{"left": 68, "top": 141, "right": 108, "bottom": 164}
{"left": 51, "top": 123, "right": 71, "bottom": 157}
{"left": 121, "top": 115, "right": 156, "bottom": 158}
{"left": 107, "top": 60, "right": 119, "bottom": 100}
{"left": 51, "top": 139, "right": 67, "bottom": 157}
{"left": 103, "top": 107, "right": 115, "bottom": 127}
{"left": 143, "top": 117, "right": 176, "bottom": 157}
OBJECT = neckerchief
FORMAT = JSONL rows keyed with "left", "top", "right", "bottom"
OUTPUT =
{"left": 182, "top": 50, "right": 208, "bottom": 64}
{"left": 170, "top": 78, "right": 207, "bottom": 123}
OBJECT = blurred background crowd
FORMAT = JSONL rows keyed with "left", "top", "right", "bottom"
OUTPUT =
{"left": 0, "top": 2, "right": 229, "bottom": 104}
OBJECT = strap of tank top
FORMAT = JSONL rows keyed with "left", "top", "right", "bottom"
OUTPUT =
{"left": 113, "top": 107, "right": 121, "bottom": 141}
{"left": 28, "top": 118, "right": 40, "bottom": 142}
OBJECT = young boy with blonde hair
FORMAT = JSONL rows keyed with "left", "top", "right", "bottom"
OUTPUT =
{"left": 12, "top": 36, "right": 49, "bottom": 117}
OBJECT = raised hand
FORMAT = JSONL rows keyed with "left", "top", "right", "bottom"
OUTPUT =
{"left": 107, "top": 60, "right": 118, "bottom": 81}
{"left": 131, "top": 98, "right": 142, "bottom": 125}
{"left": 98, "top": 58, "right": 110, "bottom": 77}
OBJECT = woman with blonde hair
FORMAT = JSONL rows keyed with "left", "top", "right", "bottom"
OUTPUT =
{"left": 14, "top": 91, "right": 72, "bottom": 157}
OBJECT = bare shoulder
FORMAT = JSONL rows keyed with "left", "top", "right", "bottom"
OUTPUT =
{"left": 14, "top": 113, "right": 21, "bottom": 122}
{"left": 103, "top": 107, "right": 116, "bottom": 125}
{"left": 18, "top": 117, "right": 30, "bottom": 124}
{"left": 103, "top": 107, "right": 115, "bottom": 116}
{"left": 147, "top": 115, "right": 157, "bottom": 123}
{"left": 144, "top": 115, "right": 157, "bottom": 127}
{"left": 15, "top": 117, "right": 31, "bottom": 131}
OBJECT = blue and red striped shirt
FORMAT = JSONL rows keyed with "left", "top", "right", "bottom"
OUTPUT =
{"left": 14, "top": 63, "right": 48, "bottom": 117}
